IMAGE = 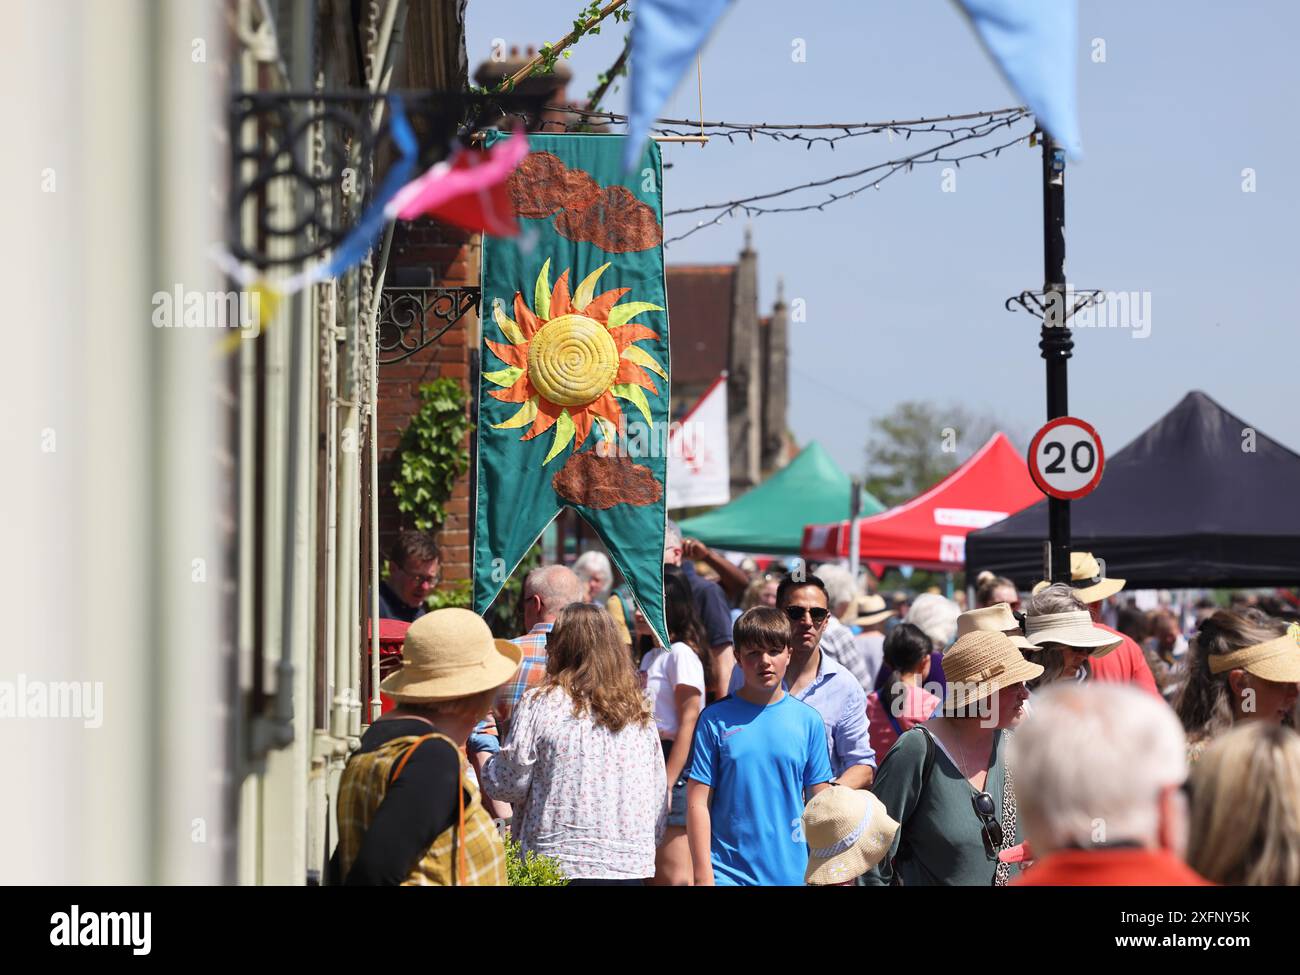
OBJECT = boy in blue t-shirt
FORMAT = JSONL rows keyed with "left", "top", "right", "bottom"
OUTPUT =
{"left": 686, "top": 606, "right": 833, "bottom": 885}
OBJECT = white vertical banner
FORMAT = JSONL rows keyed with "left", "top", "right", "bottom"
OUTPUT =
{"left": 667, "top": 373, "right": 730, "bottom": 509}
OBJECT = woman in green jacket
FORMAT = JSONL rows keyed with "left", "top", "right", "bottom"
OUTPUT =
{"left": 864, "top": 630, "right": 1042, "bottom": 886}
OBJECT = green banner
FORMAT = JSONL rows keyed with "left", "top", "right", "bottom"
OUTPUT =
{"left": 474, "top": 133, "right": 669, "bottom": 644}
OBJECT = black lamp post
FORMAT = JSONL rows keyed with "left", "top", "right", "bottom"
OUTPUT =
{"left": 1040, "top": 133, "right": 1072, "bottom": 585}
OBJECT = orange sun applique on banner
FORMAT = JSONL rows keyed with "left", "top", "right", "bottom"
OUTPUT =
{"left": 484, "top": 259, "right": 666, "bottom": 465}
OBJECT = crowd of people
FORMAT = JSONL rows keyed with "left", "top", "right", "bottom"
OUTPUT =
{"left": 334, "top": 526, "right": 1300, "bottom": 886}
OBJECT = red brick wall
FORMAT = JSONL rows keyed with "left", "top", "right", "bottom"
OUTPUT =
{"left": 377, "top": 218, "right": 479, "bottom": 588}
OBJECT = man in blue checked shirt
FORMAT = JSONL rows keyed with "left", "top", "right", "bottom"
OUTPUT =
{"left": 727, "top": 573, "right": 877, "bottom": 789}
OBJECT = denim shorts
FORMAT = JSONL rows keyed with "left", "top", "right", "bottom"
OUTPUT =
{"left": 467, "top": 730, "right": 500, "bottom": 755}
{"left": 663, "top": 738, "right": 688, "bottom": 828}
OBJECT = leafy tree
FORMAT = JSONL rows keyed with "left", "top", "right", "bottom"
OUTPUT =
{"left": 863, "top": 402, "right": 1020, "bottom": 507}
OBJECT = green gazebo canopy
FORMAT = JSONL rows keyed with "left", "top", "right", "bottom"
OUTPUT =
{"left": 676, "top": 442, "right": 885, "bottom": 555}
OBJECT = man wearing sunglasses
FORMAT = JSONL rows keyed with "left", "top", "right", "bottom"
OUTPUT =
{"left": 378, "top": 530, "right": 442, "bottom": 623}
{"left": 727, "top": 574, "right": 877, "bottom": 789}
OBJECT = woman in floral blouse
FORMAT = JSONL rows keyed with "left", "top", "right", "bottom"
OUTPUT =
{"left": 483, "top": 603, "right": 667, "bottom": 884}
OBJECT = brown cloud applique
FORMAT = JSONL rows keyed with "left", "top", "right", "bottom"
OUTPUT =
{"left": 507, "top": 151, "right": 662, "bottom": 253}
{"left": 508, "top": 151, "right": 600, "bottom": 218}
{"left": 552, "top": 451, "right": 662, "bottom": 509}
{"left": 554, "top": 185, "right": 663, "bottom": 253}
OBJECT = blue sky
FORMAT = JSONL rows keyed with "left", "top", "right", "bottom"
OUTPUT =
{"left": 466, "top": 0, "right": 1299, "bottom": 477}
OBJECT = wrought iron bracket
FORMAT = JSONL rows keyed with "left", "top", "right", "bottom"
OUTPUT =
{"left": 377, "top": 286, "right": 482, "bottom": 364}
{"left": 227, "top": 90, "right": 544, "bottom": 270}
{"left": 1004, "top": 288, "right": 1105, "bottom": 324}
{"left": 1006, "top": 288, "right": 1105, "bottom": 361}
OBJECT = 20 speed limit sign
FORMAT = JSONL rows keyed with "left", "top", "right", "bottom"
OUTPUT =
{"left": 1028, "top": 417, "right": 1105, "bottom": 500}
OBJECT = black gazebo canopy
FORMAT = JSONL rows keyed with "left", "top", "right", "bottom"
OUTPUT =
{"left": 966, "top": 391, "right": 1300, "bottom": 589}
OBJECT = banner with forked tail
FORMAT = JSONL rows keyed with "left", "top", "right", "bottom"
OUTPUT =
{"left": 474, "top": 133, "right": 670, "bottom": 644}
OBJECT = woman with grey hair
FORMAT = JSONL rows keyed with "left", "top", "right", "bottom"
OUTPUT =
{"left": 906, "top": 594, "right": 961, "bottom": 652}
{"left": 1022, "top": 583, "right": 1121, "bottom": 689}
{"left": 573, "top": 550, "right": 614, "bottom": 604}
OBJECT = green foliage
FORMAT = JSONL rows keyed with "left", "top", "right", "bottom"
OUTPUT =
{"left": 496, "top": 1, "right": 631, "bottom": 90}
{"left": 416, "top": 545, "right": 543, "bottom": 628}
{"left": 391, "top": 379, "right": 471, "bottom": 534}
{"left": 864, "top": 401, "right": 1018, "bottom": 508}
{"left": 876, "top": 567, "right": 964, "bottom": 595}
{"left": 505, "top": 837, "right": 570, "bottom": 886}
{"left": 426, "top": 578, "right": 472, "bottom": 611}
{"left": 584, "top": 37, "right": 631, "bottom": 116}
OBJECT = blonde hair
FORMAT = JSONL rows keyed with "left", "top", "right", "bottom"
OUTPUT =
{"left": 740, "top": 577, "right": 769, "bottom": 611}
{"left": 1187, "top": 723, "right": 1300, "bottom": 886}
{"left": 542, "top": 603, "right": 652, "bottom": 733}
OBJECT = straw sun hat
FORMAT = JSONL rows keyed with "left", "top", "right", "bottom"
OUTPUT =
{"left": 1031, "top": 551, "right": 1125, "bottom": 604}
{"left": 851, "top": 593, "right": 894, "bottom": 627}
{"left": 803, "top": 786, "right": 900, "bottom": 885}
{"left": 1208, "top": 623, "right": 1300, "bottom": 682}
{"left": 1024, "top": 610, "right": 1122, "bottom": 658}
{"left": 379, "top": 608, "right": 522, "bottom": 702}
{"left": 941, "top": 630, "right": 1044, "bottom": 714}
{"left": 957, "top": 603, "right": 1038, "bottom": 650}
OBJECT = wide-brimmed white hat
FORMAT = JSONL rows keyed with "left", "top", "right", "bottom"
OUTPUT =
{"left": 957, "top": 603, "right": 1038, "bottom": 651}
{"left": 1032, "top": 551, "right": 1125, "bottom": 604}
{"left": 379, "top": 608, "right": 522, "bottom": 702}
{"left": 803, "top": 786, "right": 900, "bottom": 885}
{"left": 1024, "top": 610, "right": 1121, "bottom": 658}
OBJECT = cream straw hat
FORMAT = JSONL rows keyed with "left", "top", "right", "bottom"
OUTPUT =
{"left": 379, "top": 608, "right": 522, "bottom": 702}
{"left": 802, "top": 786, "right": 899, "bottom": 885}
{"left": 851, "top": 593, "right": 894, "bottom": 627}
{"left": 941, "top": 630, "right": 1044, "bottom": 715}
{"left": 1031, "top": 551, "right": 1125, "bottom": 604}
{"left": 957, "top": 603, "right": 1039, "bottom": 651}
{"left": 1024, "top": 609, "right": 1121, "bottom": 658}
{"left": 1209, "top": 623, "right": 1300, "bottom": 682}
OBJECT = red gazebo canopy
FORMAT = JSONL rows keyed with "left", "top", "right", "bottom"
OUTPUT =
{"left": 801, "top": 433, "right": 1041, "bottom": 570}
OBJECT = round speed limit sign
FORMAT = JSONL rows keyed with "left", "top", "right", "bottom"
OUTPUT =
{"left": 1028, "top": 417, "right": 1105, "bottom": 500}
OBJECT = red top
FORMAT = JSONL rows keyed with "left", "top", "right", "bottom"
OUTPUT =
{"left": 1014, "top": 848, "right": 1212, "bottom": 886}
{"left": 1088, "top": 623, "right": 1162, "bottom": 699}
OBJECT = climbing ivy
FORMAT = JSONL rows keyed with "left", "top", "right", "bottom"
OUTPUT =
{"left": 495, "top": 1, "right": 633, "bottom": 90}
{"left": 391, "top": 378, "right": 471, "bottom": 533}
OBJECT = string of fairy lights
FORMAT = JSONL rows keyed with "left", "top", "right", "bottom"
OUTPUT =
{"left": 508, "top": 104, "right": 1036, "bottom": 246}
{"left": 661, "top": 114, "right": 1032, "bottom": 245}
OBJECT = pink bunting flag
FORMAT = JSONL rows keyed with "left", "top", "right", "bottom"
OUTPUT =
{"left": 388, "top": 127, "right": 530, "bottom": 236}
